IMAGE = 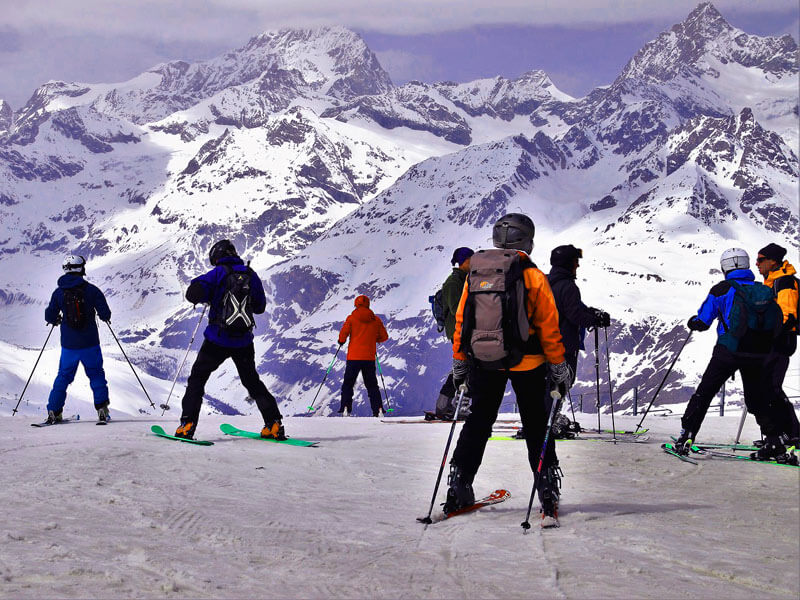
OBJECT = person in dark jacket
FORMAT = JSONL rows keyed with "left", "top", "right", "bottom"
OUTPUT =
{"left": 175, "top": 240, "right": 284, "bottom": 440}
{"left": 675, "top": 248, "right": 787, "bottom": 461}
{"left": 44, "top": 255, "right": 112, "bottom": 423}
{"left": 756, "top": 242, "right": 799, "bottom": 443}
{"left": 516, "top": 245, "right": 608, "bottom": 439}
{"left": 431, "top": 247, "right": 473, "bottom": 420}
{"left": 337, "top": 295, "right": 389, "bottom": 416}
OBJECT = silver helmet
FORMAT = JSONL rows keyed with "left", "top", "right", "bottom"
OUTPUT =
{"left": 720, "top": 248, "right": 749, "bottom": 274}
{"left": 62, "top": 254, "right": 86, "bottom": 274}
{"left": 492, "top": 213, "right": 535, "bottom": 254}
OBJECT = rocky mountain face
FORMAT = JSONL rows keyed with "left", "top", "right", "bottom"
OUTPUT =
{"left": 0, "top": 3, "right": 797, "bottom": 417}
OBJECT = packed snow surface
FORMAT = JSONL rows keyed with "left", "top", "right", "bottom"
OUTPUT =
{"left": 1, "top": 411, "right": 797, "bottom": 599}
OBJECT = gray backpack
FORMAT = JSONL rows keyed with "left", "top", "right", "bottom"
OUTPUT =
{"left": 459, "top": 249, "right": 542, "bottom": 369}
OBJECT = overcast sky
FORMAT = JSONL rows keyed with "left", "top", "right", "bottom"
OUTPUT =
{"left": 0, "top": 0, "right": 796, "bottom": 109}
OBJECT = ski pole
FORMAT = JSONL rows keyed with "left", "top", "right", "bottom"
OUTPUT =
{"left": 734, "top": 407, "right": 748, "bottom": 446}
{"left": 603, "top": 327, "right": 617, "bottom": 443}
{"left": 12, "top": 324, "right": 55, "bottom": 415}
{"left": 634, "top": 331, "right": 692, "bottom": 433}
{"left": 417, "top": 383, "right": 467, "bottom": 526}
{"left": 307, "top": 343, "right": 342, "bottom": 412}
{"left": 522, "top": 385, "right": 564, "bottom": 532}
{"left": 105, "top": 321, "right": 155, "bottom": 410}
{"left": 566, "top": 389, "right": 577, "bottom": 423}
{"left": 375, "top": 353, "right": 394, "bottom": 413}
{"left": 161, "top": 305, "right": 207, "bottom": 415}
{"left": 594, "top": 327, "right": 601, "bottom": 433}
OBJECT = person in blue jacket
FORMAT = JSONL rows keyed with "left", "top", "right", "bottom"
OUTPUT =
{"left": 174, "top": 239, "right": 284, "bottom": 440}
{"left": 44, "top": 255, "right": 112, "bottom": 423}
{"left": 675, "top": 248, "right": 784, "bottom": 459}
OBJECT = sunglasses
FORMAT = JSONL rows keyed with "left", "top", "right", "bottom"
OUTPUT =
{"left": 756, "top": 256, "right": 768, "bottom": 263}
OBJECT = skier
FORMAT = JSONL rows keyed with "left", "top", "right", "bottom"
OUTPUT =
{"left": 430, "top": 246, "right": 474, "bottom": 420}
{"left": 675, "top": 248, "right": 786, "bottom": 460}
{"left": 447, "top": 213, "right": 571, "bottom": 526}
{"left": 337, "top": 295, "right": 389, "bottom": 416}
{"left": 516, "top": 244, "right": 608, "bottom": 440}
{"left": 174, "top": 240, "right": 285, "bottom": 440}
{"left": 755, "top": 243, "right": 799, "bottom": 444}
{"left": 44, "top": 255, "right": 112, "bottom": 423}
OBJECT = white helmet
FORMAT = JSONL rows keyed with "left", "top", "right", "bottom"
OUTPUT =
{"left": 62, "top": 254, "right": 86, "bottom": 274}
{"left": 720, "top": 248, "right": 748, "bottom": 274}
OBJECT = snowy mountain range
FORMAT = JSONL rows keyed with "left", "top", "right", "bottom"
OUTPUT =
{"left": 0, "top": 3, "right": 797, "bottom": 418}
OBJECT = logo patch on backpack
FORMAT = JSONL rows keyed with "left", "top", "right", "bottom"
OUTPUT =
{"left": 62, "top": 284, "right": 89, "bottom": 329}
{"left": 720, "top": 281, "right": 782, "bottom": 355}
{"left": 459, "top": 249, "right": 542, "bottom": 369}
{"left": 216, "top": 266, "right": 255, "bottom": 336}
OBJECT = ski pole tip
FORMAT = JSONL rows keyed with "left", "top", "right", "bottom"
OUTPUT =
{"left": 521, "top": 521, "right": 531, "bottom": 531}
{"left": 416, "top": 516, "right": 432, "bottom": 524}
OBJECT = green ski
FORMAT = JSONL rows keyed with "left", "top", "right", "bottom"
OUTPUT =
{"left": 220, "top": 423, "right": 319, "bottom": 447}
{"left": 150, "top": 425, "right": 214, "bottom": 445}
{"left": 661, "top": 443, "right": 697, "bottom": 464}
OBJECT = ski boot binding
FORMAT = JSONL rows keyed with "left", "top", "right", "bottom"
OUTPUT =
{"left": 174, "top": 419, "right": 196, "bottom": 440}
{"left": 261, "top": 420, "right": 287, "bottom": 441}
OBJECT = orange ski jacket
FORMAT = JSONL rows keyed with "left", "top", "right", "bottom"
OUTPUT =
{"left": 338, "top": 295, "right": 389, "bottom": 360}
{"left": 452, "top": 252, "right": 566, "bottom": 371}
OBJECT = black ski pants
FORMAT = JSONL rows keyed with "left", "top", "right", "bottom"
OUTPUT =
{"left": 181, "top": 339, "right": 281, "bottom": 425}
{"left": 452, "top": 365, "right": 554, "bottom": 499}
{"left": 682, "top": 345, "right": 779, "bottom": 437}
{"left": 764, "top": 351, "right": 800, "bottom": 439}
{"left": 340, "top": 360, "right": 383, "bottom": 414}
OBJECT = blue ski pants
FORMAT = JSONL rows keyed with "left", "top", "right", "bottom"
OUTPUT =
{"left": 47, "top": 345, "right": 109, "bottom": 412}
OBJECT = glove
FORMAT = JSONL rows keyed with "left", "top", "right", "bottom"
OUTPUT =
{"left": 49, "top": 315, "right": 62, "bottom": 326}
{"left": 686, "top": 316, "right": 709, "bottom": 332}
{"left": 591, "top": 308, "right": 611, "bottom": 328}
{"left": 549, "top": 361, "right": 574, "bottom": 388}
{"left": 452, "top": 358, "right": 469, "bottom": 390}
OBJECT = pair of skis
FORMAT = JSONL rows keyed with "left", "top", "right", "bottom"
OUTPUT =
{"left": 150, "top": 423, "right": 319, "bottom": 447}
{"left": 662, "top": 440, "right": 799, "bottom": 468}
{"left": 31, "top": 416, "right": 109, "bottom": 427}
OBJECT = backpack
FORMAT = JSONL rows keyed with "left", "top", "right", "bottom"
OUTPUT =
{"left": 62, "top": 283, "right": 89, "bottom": 329}
{"left": 459, "top": 249, "right": 542, "bottom": 369}
{"left": 719, "top": 281, "right": 782, "bottom": 355}
{"left": 214, "top": 265, "right": 255, "bottom": 336}
{"left": 428, "top": 288, "right": 446, "bottom": 334}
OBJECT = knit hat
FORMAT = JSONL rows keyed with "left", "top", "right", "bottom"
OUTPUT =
{"left": 550, "top": 245, "right": 583, "bottom": 268}
{"left": 758, "top": 243, "right": 786, "bottom": 263}
{"left": 451, "top": 247, "right": 474, "bottom": 266}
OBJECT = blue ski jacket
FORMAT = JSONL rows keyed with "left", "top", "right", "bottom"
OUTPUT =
{"left": 44, "top": 274, "right": 112, "bottom": 350}
{"left": 185, "top": 256, "right": 266, "bottom": 348}
{"left": 695, "top": 268, "right": 756, "bottom": 337}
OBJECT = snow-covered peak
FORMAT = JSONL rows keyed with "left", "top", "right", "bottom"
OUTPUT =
{"left": 619, "top": 2, "right": 797, "bottom": 83}
{"left": 0, "top": 99, "right": 12, "bottom": 134}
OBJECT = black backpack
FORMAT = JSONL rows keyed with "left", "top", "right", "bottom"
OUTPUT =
{"left": 214, "top": 265, "right": 255, "bottom": 336}
{"left": 719, "top": 281, "right": 782, "bottom": 355}
{"left": 459, "top": 249, "right": 542, "bottom": 369}
{"left": 62, "top": 283, "right": 89, "bottom": 329}
{"left": 429, "top": 288, "right": 446, "bottom": 334}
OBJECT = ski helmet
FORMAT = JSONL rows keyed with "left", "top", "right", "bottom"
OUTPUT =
{"left": 550, "top": 245, "right": 583, "bottom": 269}
{"left": 492, "top": 213, "right": 535, "bottom": 254}
{"left": 209, "top": 239, "right": 237, "bottom": 266}
{"left": 720, "top": 248, "right": 749, "bottom": 274}
{"left": 62, "top": 254, "right": 86, "bottom": 274}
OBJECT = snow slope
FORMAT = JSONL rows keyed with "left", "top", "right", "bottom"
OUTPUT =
{"left": 0, "top": 413, "right": 797, "bottom": 598}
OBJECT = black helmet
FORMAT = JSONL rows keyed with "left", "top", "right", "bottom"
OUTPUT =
{"left": 492, "top": 213, "right": 535, "bottom": 254}
{"left": 209, "top": 239, "right": 237, "bottom": 266}
{"left": 550, "top": 245, "right": 583, "bottom": 268}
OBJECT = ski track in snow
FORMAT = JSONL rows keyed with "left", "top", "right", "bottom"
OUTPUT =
{"left": 0, "top": 412, "right": 797, "bottom": 599}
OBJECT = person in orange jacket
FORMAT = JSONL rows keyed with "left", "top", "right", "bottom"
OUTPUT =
{"left": 337, "top": 295, "right": 389, "bottom": 416}
{"left": 756, "top": 243, "right": 799, "bottom": 444}
{"left": 447, "top": 213, "right": 571, "bottom": 527}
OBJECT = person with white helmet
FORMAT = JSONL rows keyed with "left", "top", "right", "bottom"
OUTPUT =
{"left": 675, "top": 248, "right": 788, "bottom": 461}
{"left": 43, "top": 254, "right": 112, "bottom": 423}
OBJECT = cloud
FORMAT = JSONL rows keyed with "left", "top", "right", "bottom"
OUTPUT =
{"left": 373, "top": 50, "right": 442, "bottom": 84}
{"left": 2, "top": 0, "right": 795, "bottom": 37}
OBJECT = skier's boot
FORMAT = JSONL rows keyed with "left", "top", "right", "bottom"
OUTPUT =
{"left": 45, "top": 410, "right": 63, "bottom": 424}
{"left": 673, "top": 429, "right": 694, "bottom": 455}
{"left": 261, "top": 420, "right": 287, "bottom": 441}
{"left": 96, "top": 402, "right": 110, "bottom": 423}
{"left": 514, "top": 428, "right": 526, "bottom": 440}
{"left": 174, "top": 419, "right": 196, "bottom": 439}
{"left": 539, "top": 463, "right": 563, "bottom": 529}
{"left": 750, "top": 434, "right": 795, "bottom": 463}
{"left": 443, "top": 463, "right": 475, "bottom": 514}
